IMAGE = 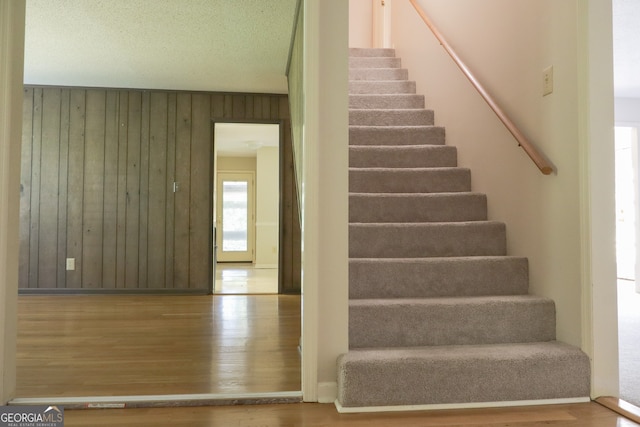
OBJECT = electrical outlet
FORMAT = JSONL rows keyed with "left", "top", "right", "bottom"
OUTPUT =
{"left": 66, "top": 258, "right": 75, "bottom": 271}
{"left": 543, "top": 66, "right": 553, "bottom": 96}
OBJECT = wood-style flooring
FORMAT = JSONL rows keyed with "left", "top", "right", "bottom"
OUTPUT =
{"left": 62, "top": 401, "right": 640, "bottom": 427}
{"left": 16, "top": 294, "right": 301, "bottom": 397}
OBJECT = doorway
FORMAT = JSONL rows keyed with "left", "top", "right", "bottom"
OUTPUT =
{"left": 614, "top": 125, "right": 640, "bottom": 407}
{"left": 213, "top": 122, "right": 281, "bottom": 295}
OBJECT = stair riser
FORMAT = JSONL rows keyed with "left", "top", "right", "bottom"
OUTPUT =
{"left": 349, "top": 257, "right": 529, "bottom": 299}
{"left": 350, "top": 57, "right": 401, "bottom": 68}
{"left": 349, "top": 222, "right": 506, "bottom": 258}
{"left": 350, "top": 68, "right": 409, "bottom": 81}
{"left": 350, "top": 109, "right": 434, "bottom": 126}
{"left": 349, "top": 48, "right": 396, "bottom": 57}
{"left": 350, "top": 126, "right": 445, "bottom": 146}
{"left": 350, "top": 81, "right": 416, "bottom": 94}
{"left": 350, "top": 297, "right": 555, "bottom": 348}
{"left": 350, "top": 146, "right": 456, "bottom": 168}
{"left": 349, "top": 193, "right": 487, "bottom": 223}
{"left": 349, "top": 168, "right": 471, "bottom": 193}
{"left": 337, "top": 344, "right": 591, "bottom": 407}
{"left": 350, "top": 95, "right": 425, "bottom": 110}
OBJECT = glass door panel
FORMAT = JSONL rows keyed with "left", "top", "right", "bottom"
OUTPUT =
{"left": 216, "top": 172, "right": 254, "bottom": 262}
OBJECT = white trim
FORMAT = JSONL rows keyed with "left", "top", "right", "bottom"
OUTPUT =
{"left": 301, "top": 0, "right": 320, "bottom": 402}
{"left": 10, "top": 391, "right": 303, "bottom": 407}
{"left": 578, "top": 0, "right": 619, "bottom": 398}
{"left": 317, "top": 382, "right": 337, "bottom": 404}
{"left": 334, "top": 397, "right": 592, "bottom": 414}
{"left": 252, "top": 264, "right": 278, "bottom": 269}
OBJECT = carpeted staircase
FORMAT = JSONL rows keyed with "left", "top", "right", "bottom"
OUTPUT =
{"left": 337, "top": 48, "right": 591, "bottom": 410}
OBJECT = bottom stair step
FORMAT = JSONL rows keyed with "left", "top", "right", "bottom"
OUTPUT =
{"left": 337, "top": 341, "right": 590, "bottom": 408}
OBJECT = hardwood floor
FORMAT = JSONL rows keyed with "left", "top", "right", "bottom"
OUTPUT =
{"left": 62, "top": 402, "right": 640, "bottom": 427}
{"left": 16, "top": 294, "right": 301, "bottom": 397}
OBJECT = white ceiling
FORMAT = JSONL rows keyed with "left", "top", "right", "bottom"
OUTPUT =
{"left": 214, "top": 123, "right": 279, "bottom": 157}
{"left": 613, "top": 0, "right": 640, "bottom": 98}
{"left": 23, "top": 0, "right": 298, "bottom": 94}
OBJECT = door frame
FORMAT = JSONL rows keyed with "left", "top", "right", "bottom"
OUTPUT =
{"left": 211, "top": 119, "right": 285, "bottom": 294}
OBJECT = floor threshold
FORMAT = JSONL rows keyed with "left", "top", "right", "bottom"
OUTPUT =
{"left": 9, "top": 391, "right": 303, "bottom": 410}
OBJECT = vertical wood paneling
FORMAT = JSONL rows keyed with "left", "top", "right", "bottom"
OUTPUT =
{"left": 211, "top": 94, "right": 224, "bottom": 118}
{"left": 20, "top": 88, "right": 300, "bottom": 293}
{"left": 147, "top": 92, "right": 168, "bottom": 288}
{"left": 19, "top": 88, "right": 33, "bottom": 289}
{"left": 82, "top": 90, "right": 106, "bottom": 289}
{"left": 115, "top": 91, "right": 129, "bottom": 288}
{"left": 173, "top": 93, "right": 192, "bottom": 289}
{"left": 56, "top": 90, "right": 70, "bottom": 288}
{"left": 165, "top": 93, "right": 177, "bottom": 289}
{"left": 232, "top": 95, "right": 245, "bottom": 119}
{"left": 261, "top": 95, "right": 271, "bottom": 119}
{"left": 138, "top": 92, "right": 150, "bottom": 288}
{"left": 281, "top": 118, "right": 294, "bottom": 293}
{"left": 66, "top": 89, "right": 86, "bottom": 288}
{"left": 125, "top": 91, "right": 141, "bottom": 289}
{"left": 270, "top": 98, "right": 280, "bottom": 120}
{"left": 245, "top": 96, "right": 254, "bottom": 119}
{"left": 189, "top": 93, "right": 211, "bottom": 289}
{"left": 38, "top": 88, "right": 62, "bottom": 288}
{"left": 253, "top": 96, "right": 263, "bottom": 120}
{"left": 223, "top": 95, "right": 233, "bottom": 119}
{"left": 102, "top": 91, "right": 119, "bottom": 288}
{"left": 28, "top": 88, "right": 42, "bottom": 288}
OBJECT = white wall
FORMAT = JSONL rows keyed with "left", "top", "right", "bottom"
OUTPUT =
{"left": 349, "top": 0, "right": 372, "bottom": 48}
{"left": 255, "top": 147, "right": 279, "bottom": 268}
{"left": 301, "top": 0, "right": 349, "bottom": 403}
{"left": 391, "top": 0, "right": 585, "bottom": 346}
{"left": 390, "top": 0, "right": 618, "bottom": 397}
{"left": 616, "top": 97, "right": 640, "bottom": 125}
{"left": 0, "top": 0, "right": 25, "bottom": 404}
{"left": 578, "top": 0, "right": 618, "bottom": 397}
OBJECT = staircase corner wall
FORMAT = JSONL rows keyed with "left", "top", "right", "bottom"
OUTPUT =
{"left": 301, "top": 0, "right": 349, "bottom": 403}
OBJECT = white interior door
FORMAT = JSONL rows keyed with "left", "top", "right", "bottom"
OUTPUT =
{"left": 216, "top": 172, "right": 255, "bottom": 263}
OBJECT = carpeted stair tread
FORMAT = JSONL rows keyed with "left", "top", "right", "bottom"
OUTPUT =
{"left": 349, "top": 57, "right": 401, "bottom": 69}
{"left": 337, "top": 341, "right": 591, "bottom": 407}
{"left": 350, "top": 94, "right": 425, "bottom": 109}
{"left": 349, "top": 167, "right": 471, "bottom": 193}
{"left": 350, "top": 109, "right": 434, "bottom": 126}
{"left": 349, "top": 48, "right": 396, "bottom": 57}
{"left": 349, "top": 192, "right": 487, "bottom": 223}
{"left": 349, "top": 145, "right": 456, "bottom": 168}
{"left": 350, "top": 68, "right": 410, "bottom": 81}
{"left": 349, "top": 221, "right": 506, "bottom": 258}
{"left": 350, "top": 80, "right": 416, "bottom": 94}
{"left": 350, "top": 126, "right": 446, "bottom": 146}
{"left": 349, "top": 295, "right": 556, "bottom": 348}
{"left": 349, "top": 257, "right": 529, "bottom": 299}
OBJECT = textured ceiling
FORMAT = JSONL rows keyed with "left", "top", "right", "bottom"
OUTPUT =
{"left": 24, "top": 1, "right": 638, "bottom": 98}
{"left": 23, "top": 0, "right": 298, "bottom": 94}
{"left": 613, "top": 0, "right": 640, "bottom": 98}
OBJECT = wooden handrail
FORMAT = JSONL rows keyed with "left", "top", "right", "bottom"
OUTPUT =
{"left": 409, "top": 0, "right": 554, "bottom": 175}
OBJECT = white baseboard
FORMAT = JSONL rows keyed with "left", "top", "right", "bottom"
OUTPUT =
{"left": 334, "top": 396, "right": 591, "bottom": 413}
{"left": 317, "top": 382, "right": 338, "bottom": 403}
{"left": 253, "top": 264, "right": 278, "bottom": 269}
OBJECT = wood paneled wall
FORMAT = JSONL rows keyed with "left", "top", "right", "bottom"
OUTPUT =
{"left": 20, "top": 87, "right": 301, "bottom": 293}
